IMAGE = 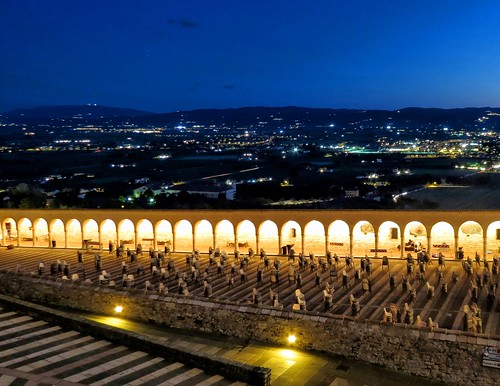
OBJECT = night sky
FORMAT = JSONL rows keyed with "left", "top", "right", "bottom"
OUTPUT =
{"left": 1, "top": 0, "right": 500, "bottom": 113}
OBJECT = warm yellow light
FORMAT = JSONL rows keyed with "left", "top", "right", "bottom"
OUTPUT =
{"left": 114, "top": 306, "right": 123, "bottom": 313}
{"left": 287, "top": 334, "right": 297, "bottom": 344}
{"left": 279, "top": 349, "right": 296, "bottom": 360}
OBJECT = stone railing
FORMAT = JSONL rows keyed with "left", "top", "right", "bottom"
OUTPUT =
{"left": 0, "top": 270, "right": 498, "bottom": 386}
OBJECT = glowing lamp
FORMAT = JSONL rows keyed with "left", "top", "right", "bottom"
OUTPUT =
{"left": 114, "top": 306, "right": 123, "bottom": 313}
{"left": 287, "top": 334, "right": 297, "bottom": 344}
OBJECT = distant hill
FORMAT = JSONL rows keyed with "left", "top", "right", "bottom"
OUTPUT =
{"left": 0, "top": 105, "right": 153, "bottom": 121}
{"left": 1, "top": 105, "right": 499, "bottom": 131}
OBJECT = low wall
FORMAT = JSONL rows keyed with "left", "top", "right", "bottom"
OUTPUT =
{"left": 0, "top": 271, "right": 498, "bottom": 386}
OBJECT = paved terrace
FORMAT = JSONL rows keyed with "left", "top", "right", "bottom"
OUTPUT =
{"left": 0, "top": 247, "right": 498, "bottom": 336}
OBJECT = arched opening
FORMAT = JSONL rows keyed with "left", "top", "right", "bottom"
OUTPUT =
{"left": 281, "top": 221, "right": 301, "bottom": 255}
{"left": 458, "top": 221, "right": 483, "bottom": 259}
{"left": 33, "top": 218, "right": 49, "bottom": 247}
{"left": 214, "top": 220, "right": 234, "bottom": 252}
{"left": 137, "top": 219, "right": 154, "bottom": 249}
{"left": 378, "top": 221, "right": 401, "bottom": 258}
{"left": 258, "top": 220, "right": 279, "bottom": 254}
{"left": 100, "top": 219, "right": 116, "bottom": 248}
{"left": 118, "top": 219, "right": 135, "bottom": 249}
{"left": 49, "top": 219, "right": 64, "bottom": 248}
{"left": 82, "top": 219, "right": 99, "bottom": 249}
{"left": 486, "top": 221, "right": 500, "bottom": 261}
{"left": 18, "top": 218, "right": 33, "bottom": 247}
{"left": 174, "top": 220, "right": 193, "bottom": 252}
{"left": 2, "top": 218, "right": 18, "bottom": 246}
{"left": 155, "top": 220, "right": 173, "bottom": 250}
{"left": 236, "top": 220, "right": 256, "bottom": 253}
{"left": 66, "top": 219, "right": 82, "bottom": 248}
{"left": 352, "top": 220, "right": 375, "bottom": 257}
{"left": 195, "top": 219, "right": 213, "bottom": 253}
{"left": 430, "top": 221, "right": 454, "bottom": 259}
{"left": 403, "top": 221, "right": 427, "bottom": 254}
{"left": 328, "top": 220, "right": 350, "bottom": 256}
{"left": 304, "top": 220, "right": 326, "bottom": 256}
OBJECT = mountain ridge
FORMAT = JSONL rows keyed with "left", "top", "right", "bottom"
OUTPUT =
{"left": 1, "top": 105, "right": 499, "bottom": 130}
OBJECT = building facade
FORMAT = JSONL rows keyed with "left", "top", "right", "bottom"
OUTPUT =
{"left": 0, "top": 209, "right": 499, "bottom": 260}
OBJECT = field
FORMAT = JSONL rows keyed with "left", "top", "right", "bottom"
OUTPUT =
{"left": 406, "top": 173, "right": 500, "bottom": 209}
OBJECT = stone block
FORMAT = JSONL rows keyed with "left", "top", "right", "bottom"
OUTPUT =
{"left": 467, "top": 336, "right": 477, "bottom": 344}
{"left": 477, "top": 337, "right": 489, "bottom": 346}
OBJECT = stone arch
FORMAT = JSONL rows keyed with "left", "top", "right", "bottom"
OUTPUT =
{"left": 258, "top": 220, "right": 279, "bottom": 254}
{"left": 328, "top": 220, "right": 350, "bottom": 256}
{"left": 137, "top": 219, "right": 154, "bottom": 248}
{"left": 174, "top": 220, "right": 193, "bottom": 252}
{"left": 155, "top": 220, "right": 173, "bottom": 250}
{"left": 281, "top": 220, "right": 302, "bottom": 255}
{"left": 486, "top": 221, "right": 500, "bottom": 260}
{"left": 100, "top": 219, "right": 117, "bottom": 247}
{"left": 194, "top": 219, "right": 213, "bottom": 253}
{"left": 430, "top": 221, "right": 454, "bottom": 259}
{"left": 352, "top": 220, "right": 375, "bottom": 257}
{"left": 66, "top": 219, "right": 82, "bottom": 249}
{"left": 458, "top": 221, "right": 483, "bottom": 259}
{"left": 2, "top": 218, "right": 18, "bottom": 246}
{"left": 304, "top": 220, "right": 326, "bottom": 256}
{"left": 378, "top": 221, "right": 400, "bottom": 258}
{"left": 236, "top": 220, "right": 256, "bottom": 252}
{"left": 214, "top": 220, "right": 235, "bottom": 252}
{"left": 49, "top": 218, "right": 64, "bottom": 248}
{"left": 82, "top": 219, "right": 99, "bottom": 246}
{"left": 118, "top": 219, "right": 135, "bottom": 248}
{"left": 403, "top": 221, "right": 427, "bottom": 254}
{"left": 33, "top": 218, "right": 49, "bottom": 247}
{"left": 18, "top": 218, "right": 33, "bottom": 247}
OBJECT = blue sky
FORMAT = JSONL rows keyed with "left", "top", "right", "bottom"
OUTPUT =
{"left": 1, "top": 0, "right": 499, "bottom": 112}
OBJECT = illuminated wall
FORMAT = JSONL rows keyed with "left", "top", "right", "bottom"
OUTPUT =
{"left": 0, "top": 209, "right": 498, "bottom": 260}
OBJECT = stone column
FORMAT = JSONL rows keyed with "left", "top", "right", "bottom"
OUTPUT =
{"left": 255, "top": 232, "right": 259, "bottom": 254}
{"left": 454, "top": 234, "right": 459, "bottom": 259}
{"left": 400, "top": 232, "right": 405, "bottom": 259}
{"left": 135, "top": 228, "right": 139, "bottom": 249}
{"left": 374, "top": 233, "right": 379, "bottom": 258}
{"left": 116, "top": 226, "right": 120, "bottom": 248}
{"left": 349, "top": 233, "right": 353, "bottom": 257}
{"left": 233, "top": 232, "right": 238, "bottom": 255}
{"left": 483, "top": 234, "right": 488, "bottom": 261}
{"left": 192, "top": 230, "right": 196, "bottom": 253}
{"left": 278, "top": 232, "right": 282, "bottom": 255}
{"left": 325, "top": 232, "right": 329, "bottom": 256}
{"left": 427, "top": 235, "right": 431, "bottom": 256}
{"left": 64, "top": 229, "right": 68, "bottom": 249}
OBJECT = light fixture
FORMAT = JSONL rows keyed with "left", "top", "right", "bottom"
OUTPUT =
{"left": 114, "top": 305, "right": 123, "bottom": 313}
{"left": 287, "top": 334, "right": 297, "bottom": 344}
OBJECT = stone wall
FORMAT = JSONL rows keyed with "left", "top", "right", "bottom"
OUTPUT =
{"left": 0, "top": 271, "right": 498, "bottom": 386}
